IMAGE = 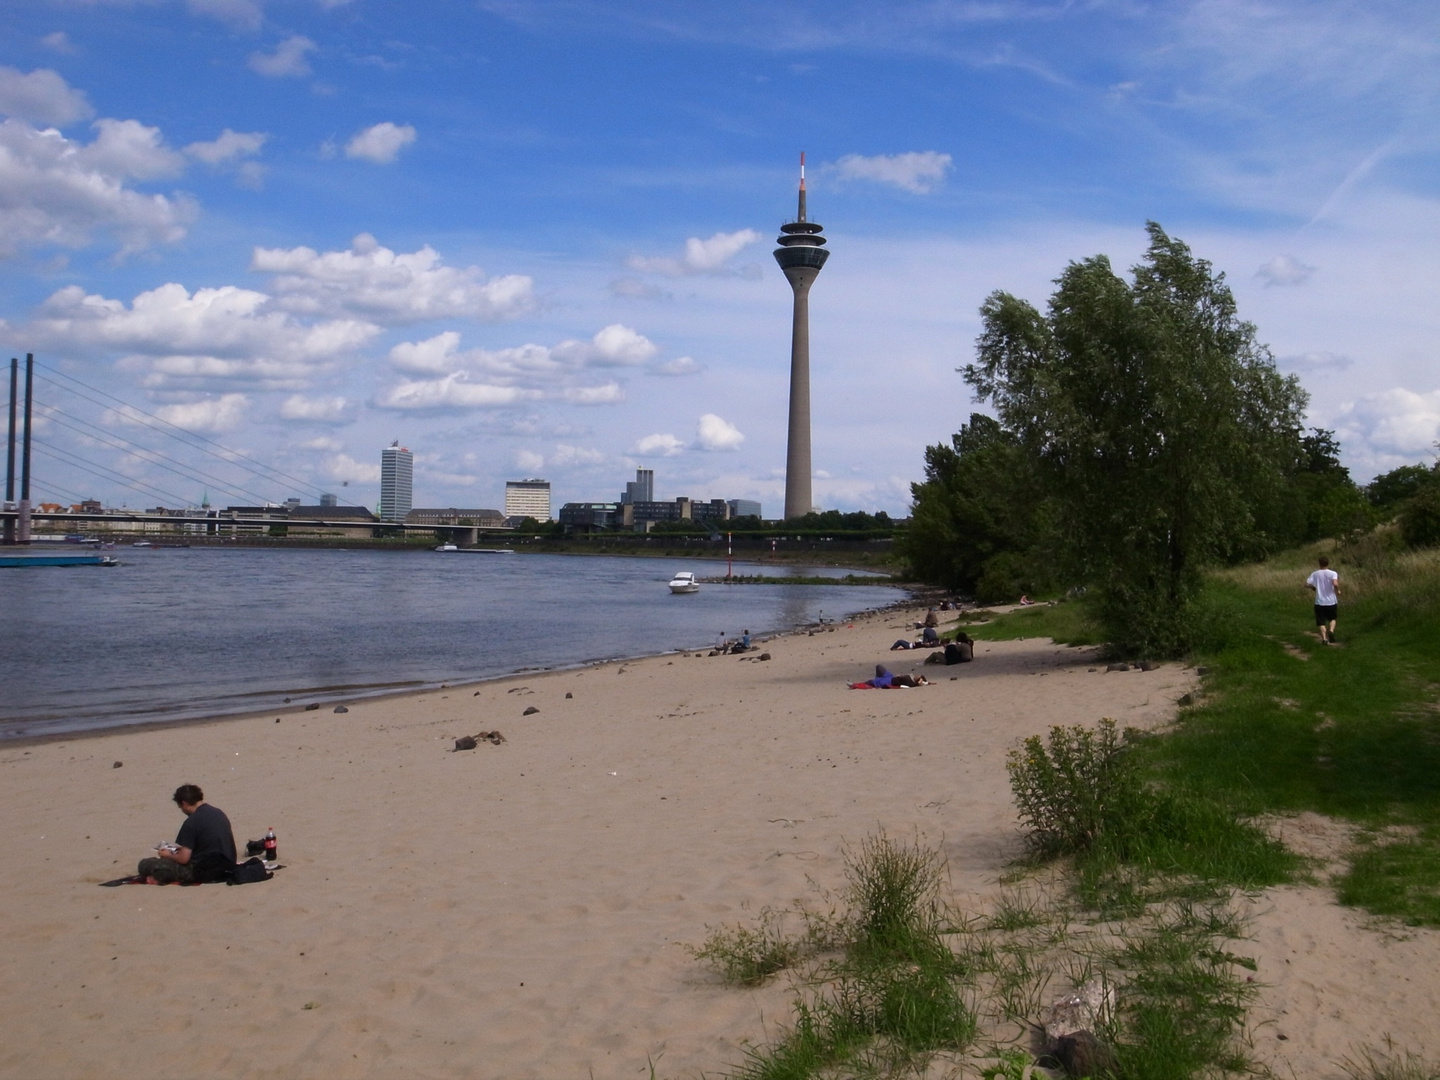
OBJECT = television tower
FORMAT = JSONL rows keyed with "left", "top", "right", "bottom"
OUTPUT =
{"left": 773, "top": 153, "right": 829, "bottom": 520}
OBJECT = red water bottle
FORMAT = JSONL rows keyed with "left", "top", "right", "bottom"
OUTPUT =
{"left": 263, "top": 827, "right": 277, "bottom": 863}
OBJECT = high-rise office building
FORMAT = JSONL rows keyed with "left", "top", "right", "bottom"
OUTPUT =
{"left": 773, "top": 153, "right": 829, "bottom": 520}
{"left": 621, "top": 467, "right": 654, "bottom": 505}
{"left": 505, "top": 478, "right": 551, "bottom": 521}
{"left": 379, "top": 443, "right": 413, "bottom": 522}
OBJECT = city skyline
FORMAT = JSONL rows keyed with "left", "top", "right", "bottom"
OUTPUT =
{"left": 1, "top": 3, "right": 1439, "bottom": 516}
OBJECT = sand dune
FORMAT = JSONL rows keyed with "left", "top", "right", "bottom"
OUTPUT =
{"left": 1, "top": 605, "right": 1435, "bottom": 1078}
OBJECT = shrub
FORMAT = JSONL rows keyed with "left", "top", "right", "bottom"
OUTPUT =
{"left": 1400, "top": 487, "right": 1440, "bottom": 549}
{"left": 1006, "top": 719, "right": 1148, "bottom": 857}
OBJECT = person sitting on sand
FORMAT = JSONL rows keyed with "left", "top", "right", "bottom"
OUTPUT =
{"left": 1019, "top": 594, "right": 1034, "bottom": 606}
{"left": 921, "top": 626, "right": 941, "bottom": 646}
{"left": 921, "top": 607, "right": 939, "bottom": 629}
{"left": 137, "top": 784, "right": 237, "bottom": 885}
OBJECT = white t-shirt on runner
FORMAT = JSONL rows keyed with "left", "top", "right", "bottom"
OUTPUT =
{"left": 1307, "top": 568, "right": 1338, "bottom": 606}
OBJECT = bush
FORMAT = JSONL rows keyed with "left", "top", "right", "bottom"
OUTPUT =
{"left": 1006, "top": 719, "right": 1148, "bottom": 857}
{"left": 1400, "top": 487, "right": 1440, "bottom": 549}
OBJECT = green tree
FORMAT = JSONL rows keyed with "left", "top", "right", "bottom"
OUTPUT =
{"left": 900, "top": 413, "right": 1047, "bottom": 598}
{"left": 1367, "top": 463, "right": 1440, "bottom": 517}
{"left": 963, "top": 223, "right": 1308, "bottom": 656}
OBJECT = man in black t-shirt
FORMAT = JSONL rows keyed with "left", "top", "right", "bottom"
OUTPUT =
{"left": 138, "top": 784, "right": 238, "bottom": 884}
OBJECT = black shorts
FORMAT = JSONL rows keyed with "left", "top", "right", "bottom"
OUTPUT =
{"left": 1314, "top": 604, "right": 1337, "bottom": 625}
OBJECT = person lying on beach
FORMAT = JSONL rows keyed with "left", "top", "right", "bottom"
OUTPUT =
{"left": 850, "top": 665, "right": 929, "bottom": 689}
{"left": 891, "top": 626, "right": 942, "bottom": 650}
{"left": 136, "top": 784, "right": 237, "bottom": 885}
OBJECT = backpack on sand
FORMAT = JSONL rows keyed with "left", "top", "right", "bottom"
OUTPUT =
{"left": 228, "top": 857, "right": 273, "bottom": 885}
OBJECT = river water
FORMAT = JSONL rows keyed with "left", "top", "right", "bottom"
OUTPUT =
{"left": 0, "top": 547, "right": 906, "bottom": 739}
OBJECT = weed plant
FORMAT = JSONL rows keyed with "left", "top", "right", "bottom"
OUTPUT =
{"left": 691, "top": 908, "right": 818, "bottom": 986}
{"left": 1340, "top": 1037, "right": 1440, "bottom": 1080}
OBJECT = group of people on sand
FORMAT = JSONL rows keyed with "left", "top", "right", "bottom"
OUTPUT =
{"left": 856, "top": 608, "right": 975, "bottom": 689}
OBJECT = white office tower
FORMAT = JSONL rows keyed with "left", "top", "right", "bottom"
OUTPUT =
{"left": 505, "top": 478, "right": 551, "bottom": 521}
{"left": 379, "top": 443, "right": 413, "bottom": 522}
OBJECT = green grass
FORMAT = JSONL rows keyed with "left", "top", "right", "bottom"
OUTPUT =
{"left": 1138, "top": 544, "right": 1440, "bottom": 925}
{"left": 953, "top": 600, "right": 1104, "bottom": 646}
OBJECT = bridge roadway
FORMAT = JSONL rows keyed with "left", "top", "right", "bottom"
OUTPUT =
{"left": 0, "top": 509, "right": 498, "bottom": 545}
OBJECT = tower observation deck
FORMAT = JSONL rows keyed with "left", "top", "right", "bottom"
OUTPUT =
{"left": 773, "top": 154, "right": 829, "bottom": 520}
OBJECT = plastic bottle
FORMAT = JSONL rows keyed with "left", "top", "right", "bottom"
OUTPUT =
{"left": 264, "top": 827, "right": 277, "bottom": 863}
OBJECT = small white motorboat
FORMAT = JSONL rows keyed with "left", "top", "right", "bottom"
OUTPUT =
{"left": 668, "top": 571, "right": 700, "bottom": 594}
{"left": 434, "top": 542, "right": 459, "bottom": 552}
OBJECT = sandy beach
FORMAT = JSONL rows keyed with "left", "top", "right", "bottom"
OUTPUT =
{"left": 2, "top": 604, "right": 1436, "bottom": 1079}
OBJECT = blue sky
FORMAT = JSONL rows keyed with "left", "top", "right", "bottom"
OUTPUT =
{"left": 2, "top": 1, "right": 1438, "bottom": 516}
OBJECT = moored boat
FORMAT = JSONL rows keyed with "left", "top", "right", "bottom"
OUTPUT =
{"left": 0, "top": 550, "right": 117, "bottom": 568}
{"left": 668, "top": 571, "right": 700, "bottom": 594}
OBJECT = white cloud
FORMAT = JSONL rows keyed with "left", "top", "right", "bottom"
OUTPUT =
{"left": 1333, "top": 388, "right": 1440, "bottom": 464}
{"left": 155, "top": 393, "right": 249, "bottom": 434}
{"left": 550, "top": 444, "right": 605, "bottom": 467}
{"left": 0, "top": 67, "right": 93, "bottom": 125}
{"left": 654, "top": 355, "right": 702, "bottom": 376}
{"left": 627, "top": 228, "right": 760, "bottom": 276}
{"left": 345, "top": 122, "right": 416, "bottom": 164}
{"left": 327, "top": 452, "right": 380, "bottom": 485}
{"left": 576, "top": 323, "right": 658, "bottom": 366}
{"left": 280, "top": 394, "right": 352, "bottom": 423}
{"left": 833, "top": 151, "right": 952, "bottom": 194}
{"left": 185, "top": 129, "right": 268, "bottom": 165}
{"left": 249, "top": 36, "right": 317, "bottom": 78}
{"left": 298, "top": 435, "right": 343, "bottom": 452}
{"left": 32, "top": 282, "right": 378, "bottom": 390}
{"left": 0, "top": 117, "right": 196, "bottom": 256}
{"left": 40, "top": 33, "right": 77, "bottom": 55}
{"left": 696, "top": 413, "right": 744, "bottom": 451}
{"left": 563, "top": 382, "right": 624, "bottom": 405}
{"left": 252, "top": 233, "right": 534, "bottom": 323}
{"left": 634, "top": 432, "right": 684, "bottom": 456}
{"left": 515, "top": 449, "right": 545, "bottom": 472}
{"left": 1256, "top": 254, "right": 1315, "bottom": 287}
{"left": 187, "top": 0, "right": 263, "bottom": 30}
{"left": 374, "top": 373, "right": 538, "bottom": 411}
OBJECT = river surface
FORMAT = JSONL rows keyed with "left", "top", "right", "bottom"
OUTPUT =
{"left": 0, "top": 547, "right": 906, "bottom": 739}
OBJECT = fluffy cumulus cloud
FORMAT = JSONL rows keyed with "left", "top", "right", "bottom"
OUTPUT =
{"left": 833, "top": 151, "right": 952, "bottom": 193}
{"left": 0, "top": 109, "right": 196, "bottom": 256}
{"left": 1256, "top": 254, "right": 1315, "bottom": 287}
{"left": 249, "top": 36, "right": 316, "bottom": 78}
{"left": 627, "top": 228, "right": 760, "bottom": 276}
{"left": 696, "top": 413, "right": 744, "bottom": 451}
{"left": 154, "top": 393, "right": 249, "bottom": 434}
{"left": 634, "top": 432, "right": 684, "bottom": 456}
{"left": 654, "top": 355, "right": 702, "bottom": 376}
{"left": 279, "top": 394, "right": 352, "bottom": 423}
{"left": 1333, "top": 388, "right": 1440, "bottom": 472}
{"left": 185, "top": 129, "right": 268, "bottom": 165}
{"left": 374, "top": 373, "right": 538, "bottom": 411}
{"left": 379, "top": 324, "right": 656, "bottom": 411}
{"left": 326, "top": 452, "right": 381, "bottom": 485}
{"left": 515, "top": 449, "right": 545, "bottom": 472}
{"left": 345, "top": 122, "right": 416, "bottom": 164}
{"left": 31, "top": 282, "right": 378, "bottom": 389}
{"left": 0, "top": 66, "right": 93, "bottom": 124}
{"left": 252, "top": 234, "right": 534, "bottom": 323}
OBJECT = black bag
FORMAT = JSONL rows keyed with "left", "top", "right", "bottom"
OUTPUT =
{"left": 228, "top": 857, "right": 273, "bottom": 885}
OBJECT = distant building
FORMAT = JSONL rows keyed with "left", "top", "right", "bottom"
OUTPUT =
{"left": 621, "top": 467, "right": 654, "bottom": 505}
{"left": 406, "top": 507, "right": 509, "bottom": 530}
{"left": 380, "top": 443, "right": 413, "bottom": 522}
{"left": 319, "top": 493, "right": 338, "bottom": 508}
{"left": 691, "top": 499, "right": 732, "bottom": 525}
{"left": 287, "top": 505, "right": 380, "bottom": 539}
{"left": 559, "top": 502, "right": 620, "bottom": 531}
{"left": 505, "top": 478, "right": 551, "bottom": 521}
{"left": 728, "top": 499, "right": 762, "bottom": 519}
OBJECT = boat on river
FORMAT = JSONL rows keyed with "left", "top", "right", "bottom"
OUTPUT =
{"left": 668, "top": 571, "right": 700, "bottom": 594}
{"left": 1, "top": 549, "right": 117, "bottom": 568}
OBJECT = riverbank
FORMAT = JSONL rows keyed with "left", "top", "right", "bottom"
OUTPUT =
{"left": 1, "top": 604, "right": 1434, "bottom": 1078}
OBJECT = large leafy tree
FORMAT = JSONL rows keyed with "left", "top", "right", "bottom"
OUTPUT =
{"left": 963, "top": 223, "right": 1308, "bottom": 656}
{"left": 900, "top": 413, "right": 1048, "bottom": 599}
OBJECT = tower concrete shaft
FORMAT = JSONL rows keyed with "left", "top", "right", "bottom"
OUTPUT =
{"left": 773, "top": 155, "right": 829, "bottom": 520}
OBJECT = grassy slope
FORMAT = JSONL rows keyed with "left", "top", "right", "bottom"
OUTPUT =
{"left": 962, "top": 546, "right": 1440, "bottom": 925}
